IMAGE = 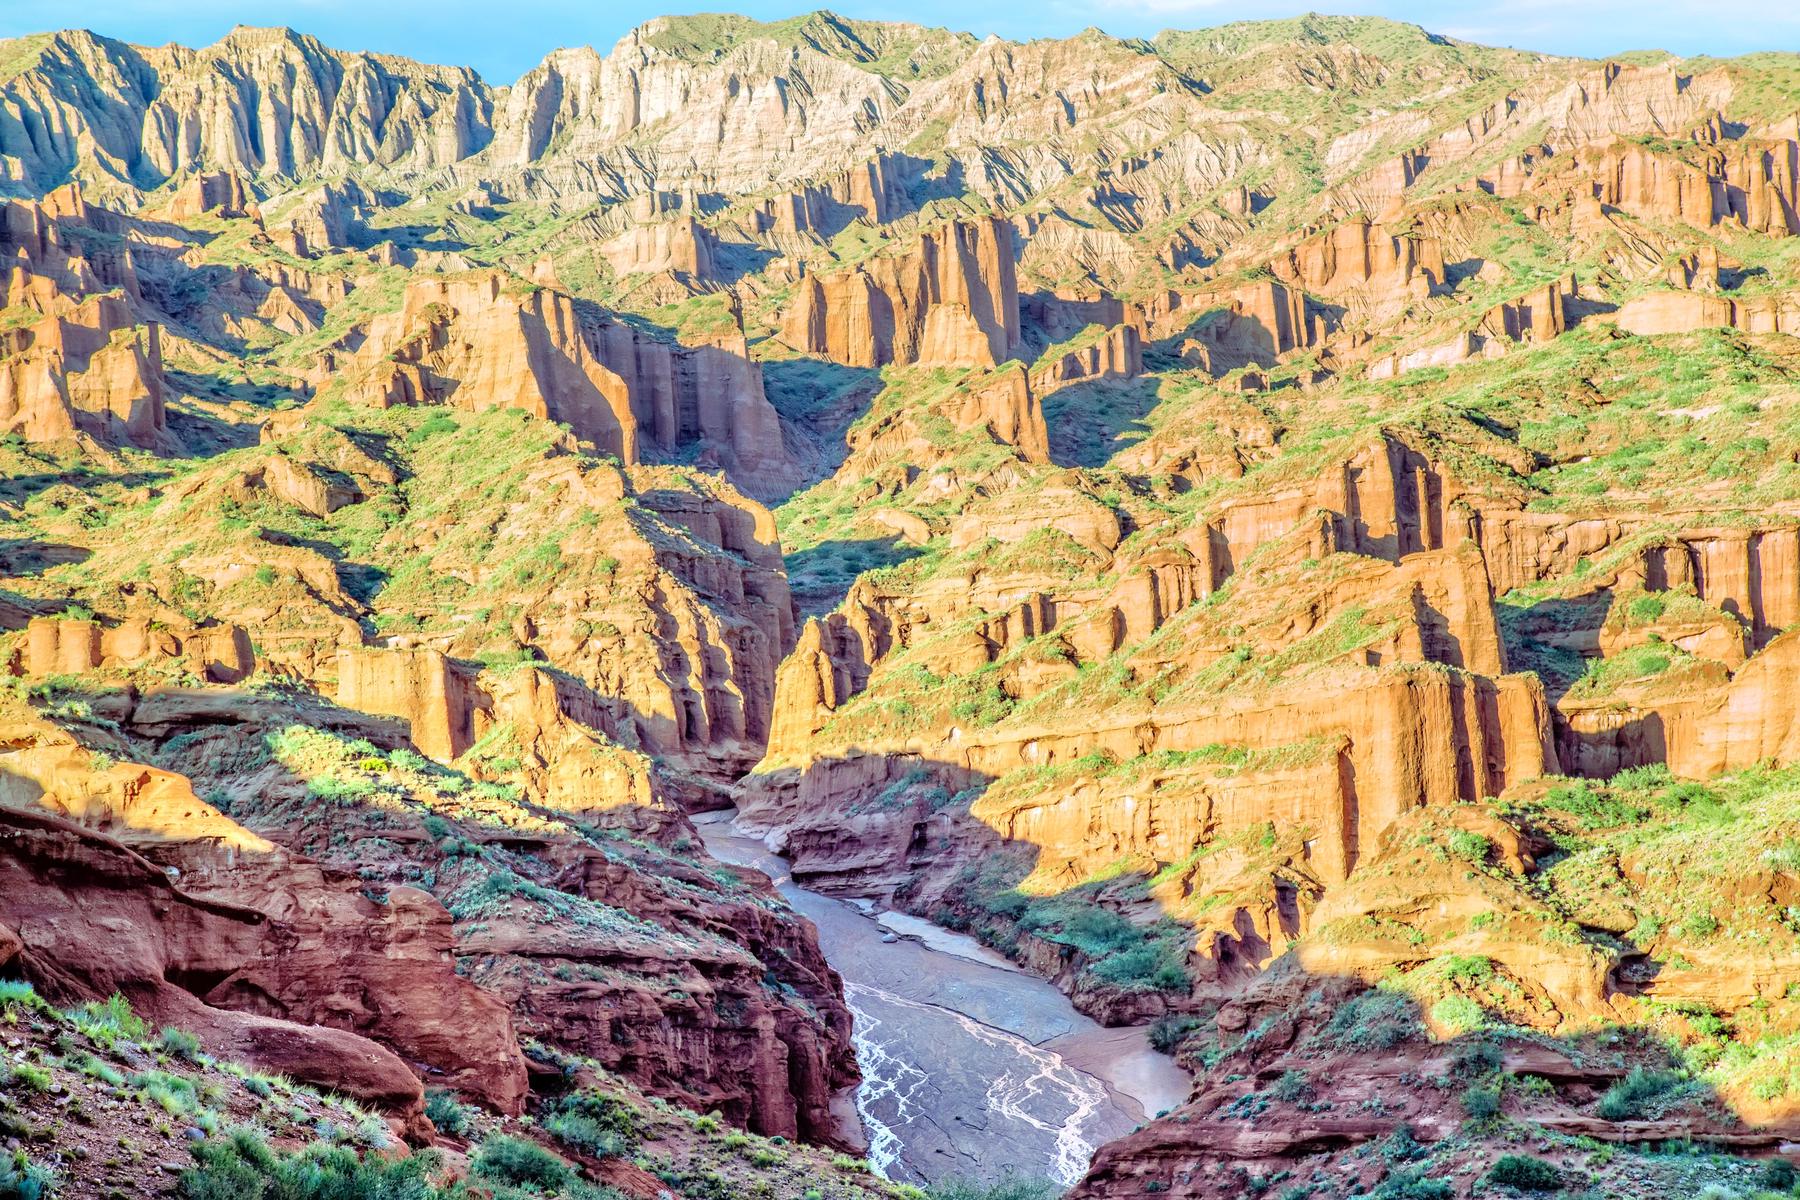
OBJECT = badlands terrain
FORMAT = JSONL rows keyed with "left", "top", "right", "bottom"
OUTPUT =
{"left": 3, "top": 8, "right": 1800, "bottom": 1198}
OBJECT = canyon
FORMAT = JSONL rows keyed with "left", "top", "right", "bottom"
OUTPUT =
{"left": 3, "top": 10, "right": 1800, "bottom": 1200}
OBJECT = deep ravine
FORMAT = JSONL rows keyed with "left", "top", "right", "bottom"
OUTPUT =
{"left": 694, "top": 812, "right": 1190, "bottom": 1187}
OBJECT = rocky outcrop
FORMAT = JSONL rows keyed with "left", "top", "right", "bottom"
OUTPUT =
{"left": 1488, "top": 138, "right": 1800, "bottom": 237}
{"left": 601, "top": 216, "right": 716, "bottom": 278}
{"left": 1271, "top": 218, "right": 1443, "bottom": 311}
{"left": 1030, "top": 322, "right": 1143, "bottom": 395}
{"left": 0, "top": 293, "right": 170, "bottom": 450}
{"left": 1153, "top": 280, "right": 1322, "bottom": 373}
{"left": 1560, "top": 629, "right": 1800, "bottom": 779}
{"left": 778, "top": 217, "right": 1022, "bottom": 368}
{"left": 0, "top": 27, "right": 491, "bottom": 201}
{"left": 16, "top": 614, "right": 254, "bottom": 683}
{"left": 345, "top": 273, "right": 640, "bottom": 458}
{"left": 1, "top": 188, "right": 143, "bottom": 303}
{"left": 0, "top": 758, "right": 527, "bottom": 1125}
{"left": 752, "top": 155, "right": 910, "bottom": 237}
{"left": 1614, "top": 288, "right": 1800, "bottom": 335}
{"left": 1475, "top": 520, "right": 1800, "bottom": 646}
{"left": 957, "top": 364, "right": 1051, "bottom": 461}
{"left": 161, "top": 170, "right": 258, "bottom": 220}
{"left": 335, "top": 647, "right": 489, "bottom": 762}
{"left": 1478, "top": 277, "right": 1571, "bottom": 345}
{"left": 343, "top": 273, "right": 795, "bottom": 494}
{"left": 112, "top": 688, "right": 861, "bottom": 1147}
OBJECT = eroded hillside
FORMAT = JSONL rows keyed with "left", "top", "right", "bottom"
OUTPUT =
{"left": 4, "top": 10, "right": 1800, "bottom": 1199}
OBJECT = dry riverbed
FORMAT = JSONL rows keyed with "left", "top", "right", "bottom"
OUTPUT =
{"left": 694, "top": 813, "right": 1190, "bottom": 1188}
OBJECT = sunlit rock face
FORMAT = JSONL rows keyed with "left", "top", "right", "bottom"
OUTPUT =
{"left": 7, "top": 11, "right": 1800, "bottom": 1197}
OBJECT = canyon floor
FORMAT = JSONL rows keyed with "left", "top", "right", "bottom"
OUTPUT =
{"left": 5, "top": 9, "right": 1800, "bottom": 1200}
{"left": 696, "top": 811, "right": 1189, "bottom": 1186}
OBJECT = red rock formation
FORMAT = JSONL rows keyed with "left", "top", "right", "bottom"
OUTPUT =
{"left": 1490, "top": 138, "right": 1800, "bottom": 237}
{"left": 1561, "top": 629, "right": 1800, "bottom": 779}
{"left": 1030, "top": 322, "right": 1143, "bottom": 395}
{"left": 1475, "top": 519, "right": 1800, "bottom": 648}
{"left": 1479, "top": 277, "right": 1570, "bottom": 344}
{"left": 1153, "top": 279, "right": 1322, "bottom": 373}
{"left": 162, "top": 171, "right": 258, "bottom": 220}
{"left": 1614, "top": 288, "right": 1800, "bottom": 336}
{"left": 344, "top": 273, "right": 794, "bottom": 494}
{"left": 347, "top": 273, "right": 640, "bottom": 459}
{"left": 0, "top": 798, "right": 525, "bottom": 1126}
{"left": 958, "top": 364, "right": 1051, "bottom": 461}
{"left": 0, "top": 188, "right": 143, "bottom": 304}
{"left": 779, "top": 217, "right": 1022, "bottom": 368}
{"left": 752, "top": 154, "right": 908, "bottom": 236}
{"left": 0, "top": 293, "right": 170, "bottom": 449}
{"left": 18, "top": 615, "right": 255, "bottom": 683}
{"left": 336, "top": 647, "right": 489, "bottom": 762}
{"left": 1271, "top": 218, "right": 1443, "bottom": 304}
{"left": 601, "top": 216, "right": 716, "bottom": 277}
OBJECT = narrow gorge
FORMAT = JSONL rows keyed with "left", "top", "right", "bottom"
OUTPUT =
{"left": 5, "top": 10, "right": 1800, "bottom": 1200}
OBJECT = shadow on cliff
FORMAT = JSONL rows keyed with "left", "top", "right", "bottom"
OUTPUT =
{"left": 757, "top": 753, "right": 1233, "bottom": 1021}
{"left": 259, "top": 527, "right": 391, "bottom": 608}
{"left": 758, "top": 356, "right": 885, "bottom": 499}
{"left": 0, "top": 538, "right": 90, "bottom": 578}
{"left": 5, "top": 678, "right": 865, "bottom": 1143}
{"left": 1042, "top": 375, "right": 1164, "bottom": 469}
{"left": 785, "top": 535, "right": 923, "bottom": 616}
{"left": 708, "top": 238, "right": 779, "bottom": 285}
{"left": 1074, "top": 973, "right": 1800, "bottom": 1198}
{"left": 0, "top": 466, "right": 172, "bottom": 507}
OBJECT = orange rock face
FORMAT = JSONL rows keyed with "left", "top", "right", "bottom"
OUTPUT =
{"left": 0, "top": 293, "right": 170, "bottom": 449}
{"left": 779, "top": 217, "right": 1023, "bottom": 368}
{"left": 335, "top": 646, "right": 488, "bottom": 761}
{"left": 18, "top": 615, "right": 254, "bottom": 683}
{"left": 162, "top": 171, "right": 258, "bottom": 221}
{"left": 1030, "top": 322, "right": 1143, "bottom": 395}
{"left": 342, "top": 272, "right": 796, "bottom": 496}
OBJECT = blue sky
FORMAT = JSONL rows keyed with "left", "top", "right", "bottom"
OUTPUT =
{"left": 1, "top": 0, "right": 1793, "bottom": 85}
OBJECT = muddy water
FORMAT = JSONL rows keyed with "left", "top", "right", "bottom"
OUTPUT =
{"left": 694, "top": 814, "right": 1189, "bottom": 1188}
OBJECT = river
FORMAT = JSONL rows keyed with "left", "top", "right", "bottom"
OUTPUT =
{"left": 694, "top": 813, "right": 1190, "bottom": 1189}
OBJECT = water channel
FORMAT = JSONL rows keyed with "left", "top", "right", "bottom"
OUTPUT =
{"left": 694, "top": 813, "right": 1190, "bottom": 1188}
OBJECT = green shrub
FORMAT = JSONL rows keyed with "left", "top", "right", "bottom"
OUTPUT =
{"left": 423, "top": 1088, "right": 471, "bottom": 1137}
{"left": 1759, "top": 1159, "right": 1797, "bottom": 1189}
{"left": 1324, "top": 988, "right": 1418, "bottom": 1050}
{"left": 405, "top": 414, "right": 459, "bottom": 446}
{"left": 545, "top": 1112, "right": 630, "bottom": 1159}
{"left": 1370, "top": 1169, "right": 1452, "bottom": 1200}
{"left": 1431, "top": 993, "right": 1486, "bottom": 1033}
{"left": 1596, "top": 1067, "right": 1683, "bottom": 1120}
{"left": 5, "top": 1062, "right": 50, "bottom": 1093}
{"left": 1447, "top": 829, "right": 1492, "bottom": 865}
{"left": 180, "top": 1127, "right": 442, "bottom": 1200}
{"left": 926, "top": 1176, "right": 1061, "bottom": 1200}
{"left": 1148, "top": 1014, "right": 1203, "bottom": 1054}
{"left": 1271, "top": 1069, "right": 1309, "bottom": 1102}
{"left": 1461, "top": 1084, "right": 1502, "bottom": 1120}
{"left": 470, "top": 1133, "right": 570, "bottom": 1188}
{"left": 1484, "top": 1154, "right": 1561, "bottom": 1190}
{"left": 159, "top": 1026, "right": 204, "bottom": 1061}
{"left": 1541, "top": 780, "right": 1647, "bottom": 829}
{"left": 1450, "top": 1039, "right": 1503, "bottom": 1078}
{"left": 0, "top": 1151, "right": 53, "bottom": 1200}
{"left": 69, "top": 992, "right": 149, "bottom": 1049}
{"left": 0, "top": 981, "right": 47, "bottom": 1016}
{"left": 134, "top": 1069, "right": 200, "bottom": 1115}
{"left": 543, "top": 1091, "right": 639, "bottom": 1158}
